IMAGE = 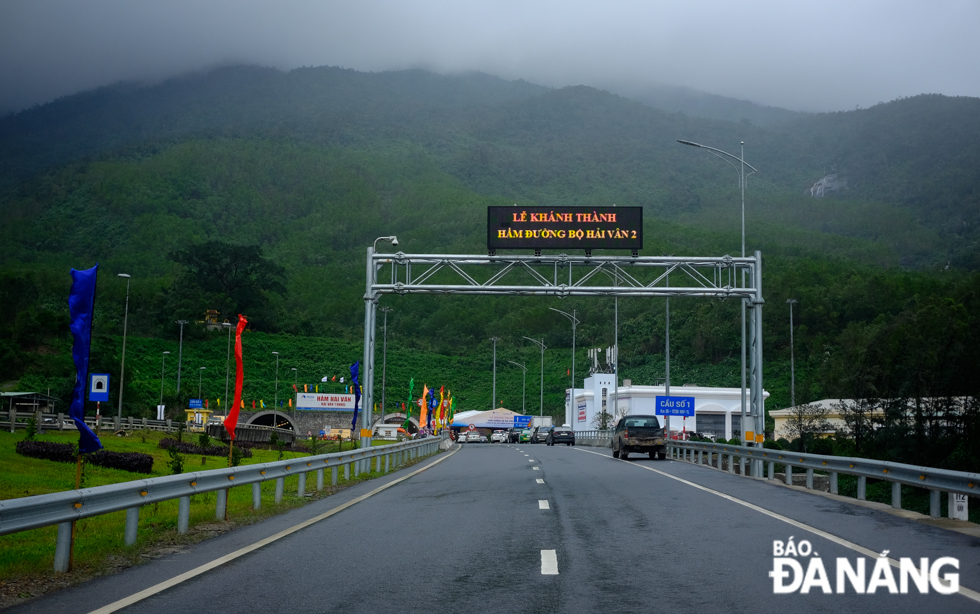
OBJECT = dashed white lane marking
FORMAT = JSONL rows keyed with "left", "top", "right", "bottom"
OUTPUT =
{"left": 524, "top": 454, "right": 529, "bottom": 456}
{"left": 541, "top": 549, "right": 559, "bottom": 575}
{"left": 532, "top": 467, "right": 539, "bottom": 471}
{"left": 539, "top": 500, "right": 550, "bottom": 510}
{"left": 86, "top": 447, "right": 461, "bottom": 614}
{"left": 528, "top": 459, "right": 534, "bottom": 462}
{"left": 536, "top": 478, "right": 544, "bottom": 484}
{"left": 573, "top": 447, "right": 980, "bottom": 604}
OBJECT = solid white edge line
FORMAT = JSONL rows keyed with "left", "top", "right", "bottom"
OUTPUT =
{"left": 574, "top": 447, "right": 980, "bottom": 603}
{"left": 539, "top": 500, "right": 550, "bottom": 510}
{"left": 87, "top": 446, "right": 461, "bottom": 614}
{"left": 541, "top": 549, "right": 559, "bottom": 575}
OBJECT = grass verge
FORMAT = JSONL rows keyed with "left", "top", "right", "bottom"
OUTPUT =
{"left": 0, "top": 428, "right": 437, "bottom": 609}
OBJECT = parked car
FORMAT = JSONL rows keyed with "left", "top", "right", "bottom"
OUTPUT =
{"left": 531, "top": 425, "right": 553, "bottom": 443}
{"left": 546, "top": 426, "right": 575, "bottom": 446}
{"left": 490, "top": 429, "right": 509, "bottom": 443}
{"left": 465, "top": 430, "right": 484, "bottom": 443}
{"left": 612, "top": 415, "right": 666, "bottom": 460}
{"left": 519, "top": 428, "right": 533, "bottom": 443}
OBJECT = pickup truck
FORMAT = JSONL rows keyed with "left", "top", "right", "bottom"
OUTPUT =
{"left": 612, "top": 415, "right": 666, "bottom": 460}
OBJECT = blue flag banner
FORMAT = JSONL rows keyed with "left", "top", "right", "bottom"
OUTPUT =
{"left": 350, "top": 361, "right": 361, "bottom": 432}
{"left": 68, "top": 265, "right": 103, "bottom": 454}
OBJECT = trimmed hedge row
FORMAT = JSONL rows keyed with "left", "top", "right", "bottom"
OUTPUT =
{"left": 15, "top": 440, "right": 155, "bottom": 474}
{"left": 158, "top": 438, "right": 253, "bottom": 459}
{"left": 15, "top": 440, "right": 76, "bottom": 463}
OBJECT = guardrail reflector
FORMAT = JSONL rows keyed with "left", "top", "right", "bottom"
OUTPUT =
{"left": 73, "top": 502, "right": 82, "bottom": 508}
{"left": 228, "top": 476, "right": 235, "bottom": 480}
{"left": 140, "top": 490, "right": 148, "bottom": 496}
{"left": 190, "top": 481, "right": 197, "bottom": 486}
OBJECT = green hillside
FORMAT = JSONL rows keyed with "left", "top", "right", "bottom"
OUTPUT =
{"left": 1, "top": 66, "right": 978, "bottom": 447}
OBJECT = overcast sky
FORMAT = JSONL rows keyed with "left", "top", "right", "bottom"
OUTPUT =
{"left": 2, "top": 0, "right": 978, "bottom": 115}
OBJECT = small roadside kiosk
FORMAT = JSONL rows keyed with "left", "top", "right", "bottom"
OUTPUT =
{"left": 183, "top": 408, "right": 214, "bottom": 432}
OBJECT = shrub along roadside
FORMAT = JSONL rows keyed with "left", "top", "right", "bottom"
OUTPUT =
{"left": 15, "top": 441, "right": 154, "bottom": 474}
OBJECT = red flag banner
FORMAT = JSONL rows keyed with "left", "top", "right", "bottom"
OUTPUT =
{"left": 224, "top": 314, "right": 248, "bottom": 440}
{"left": 293, "top": 384, "right": 298, "bottom": 392}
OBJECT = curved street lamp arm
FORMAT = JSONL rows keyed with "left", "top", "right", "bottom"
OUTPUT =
{"left": 522, "top": 336, "right": 547, "bottom": 350}
{"left": 549, "top": 307, "right": 579, "bottom": 325}
{"left": 676, "top": 140, "right": 760, "bottom": 175}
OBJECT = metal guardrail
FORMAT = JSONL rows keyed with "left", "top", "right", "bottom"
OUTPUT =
{"left": 665, "top": 440, "right": 979, "bottom": 518}
{"left": 0, "top": 433, "right": 447, "bottom": 571}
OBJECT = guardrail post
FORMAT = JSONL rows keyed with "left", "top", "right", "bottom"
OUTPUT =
{"left": 930, "top": 490, "right": 940, "bottom": 517}
{"left": 297, "top": 472, "right": 306, "bottom": 497}
{"left": 385, "top": 454, "right": 390, "bottom": 473}
{"left": 354, "top": 458, "right": 360, "bottom": 477}
{"left": 785, "top": 465, "right": 793, "bottom": 485}
{"left": 768, "top": 461, "right": 774, "bottom": 480}
{"left": 58, "top": 412, "right": 65, "bottom": 431}
{"left": 275, "top": 477, "right": 284, "bottom": 503}
{"left": 332, "top": 465, "right": 338, "bottom": 486}
{"left": 142, "top": 418, "right": 147, "bottom": 428}
{"left": 252, "top": 483, "right": 261, "bottom": 509}
{"left": 344, "top": 463, "right": 350, "bottom": 481}
{"left": 216, "top": 489, "right": 227, "bottom": 520}
{"left": 857, "top": 476, "right": 866, "bottom": 500}
{"left": 316, "top": 468, "right": 324, "bottom": 491}
{"left": 728, "top": 454, "right": 734, "bottom": 474}
{"left": 54, "top": 521, "right": 72, "bottom": 572}
{"left": 830, "top": 472, "right": 838, "bottom": 494}
{"left": 891, "top": 482, "right": 901, "bottom": 509}
{"left": 178, "top": 496, "right": 190, "bottom": 534}
{"left": 805, "top": 468, "right": 813, "bottom": 489}
{"left": 125, "top": 507, "right": 139, "bottom": 545}
{"left": 739, "top": 457, "right": 745, "bottom": 476}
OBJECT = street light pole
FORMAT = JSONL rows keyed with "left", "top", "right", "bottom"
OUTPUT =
{"left": 223, "top": 322, "right": 233, "bottom": 414}
{"left": 272, "top": 351, "right": 279, "bottom": 429}
{"left": 677, "top": 139, "right": 759, "bottom": 446}
{"left": 787, "top": 299, "right": 798, "bottom": 408}
{"left": 175, "top": 320, "right": 188, "bottom": 395}
{"left": 159, "top": 351, "right": 170, "bottom": 407}
{"left": 550, "top": 307, "right": 579, "bottom": 426}
{"left": 198, "top": 367, "right": 206, "bottom": 399}
{"left": 490, "top": 337, "right": 500, "bottom": 409}
{"left": 508, "top": 361, "right": 527, "bottom": 414}
{"left": 523, "top": 337, "right": 547, "bottom": 417}
{"left": 116, "top": 274, "right": 131, "bottom": 420}
{"left": 379, "top": 306, "right": 392, "bottom": 424}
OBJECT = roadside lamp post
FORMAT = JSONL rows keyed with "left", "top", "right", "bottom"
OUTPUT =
{"left": 116, "top": 274, "right": 131, "bottom": 421}
{"left": 490, "top": 337, "right": 500, "bottom": 409}
{"left": 508, "top": 361, "right": 527, "bottom": 414}
{"left": 175, "top": 320, "right": 188, "bottom": 394}
{"left": 787, "top": 299, "right": 798, "bottom": 408}
{"left": 677, "top": 139, "right": 759, "bottom": 448}
{"left": 523, "top": 337, "right": 547, "bottom": 417}
{"left": 550, "top": 308, "right": 579, "bottom": 425}
{"left": 272, "top": 351, "right": 280, "bottom": 429}
{"left": 159, "top": 351, "right": 170, "bottom": 407}
{"left": 198, "top": 367, "right": 206, "bottom": 399}
{"left": 379, "top": 306, "right": 392, "bottom": 423}
{"left": 223, "top": 322, "right": 233, "bottom": 414}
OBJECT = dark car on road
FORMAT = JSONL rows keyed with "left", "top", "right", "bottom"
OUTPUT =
{"left": 612, "top": 415, "right": 666, "bottom": 460}
{"left": 546, "top": 426, "right": 575, "bottom": 446}
{"left": 507, "top": 427, "right": 523, "bottom": 443}
{"left": 531, "top": 425, "right": 553, "bottom": 443}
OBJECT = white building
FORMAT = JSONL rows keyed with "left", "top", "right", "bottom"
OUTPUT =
{"left": 567, "top": 375, "right": 769, "bottom": 440}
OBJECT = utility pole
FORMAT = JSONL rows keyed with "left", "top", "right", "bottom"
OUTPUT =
{"left": 175, "top": 320, "right": 188, "bottom": 394}
{"left": 490, "top": 337, "right": 500, "bottom": 409}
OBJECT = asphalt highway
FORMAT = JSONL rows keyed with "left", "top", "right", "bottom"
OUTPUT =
{"left": 9, "top": 443, "right": 980, "bottom": 613}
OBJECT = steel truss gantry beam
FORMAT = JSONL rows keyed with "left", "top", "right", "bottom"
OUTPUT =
{"left": 358, "top": 250, "right": 766, "bottom": 475}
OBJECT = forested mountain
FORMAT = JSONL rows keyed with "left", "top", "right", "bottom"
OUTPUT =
{"left": 0, "top": 65, "right": 978, "bottom": 452}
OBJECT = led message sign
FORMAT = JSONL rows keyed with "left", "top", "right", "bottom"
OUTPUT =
{"left": 487, "top": 206, "right": 643, "bottom": 251}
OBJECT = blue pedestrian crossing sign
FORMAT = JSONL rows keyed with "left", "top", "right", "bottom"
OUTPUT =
{"left": 89, "top": 373, "right": 110, "bottom": 402}
{"left": 655, "top": 395, "right": 695, "bottom": 416}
